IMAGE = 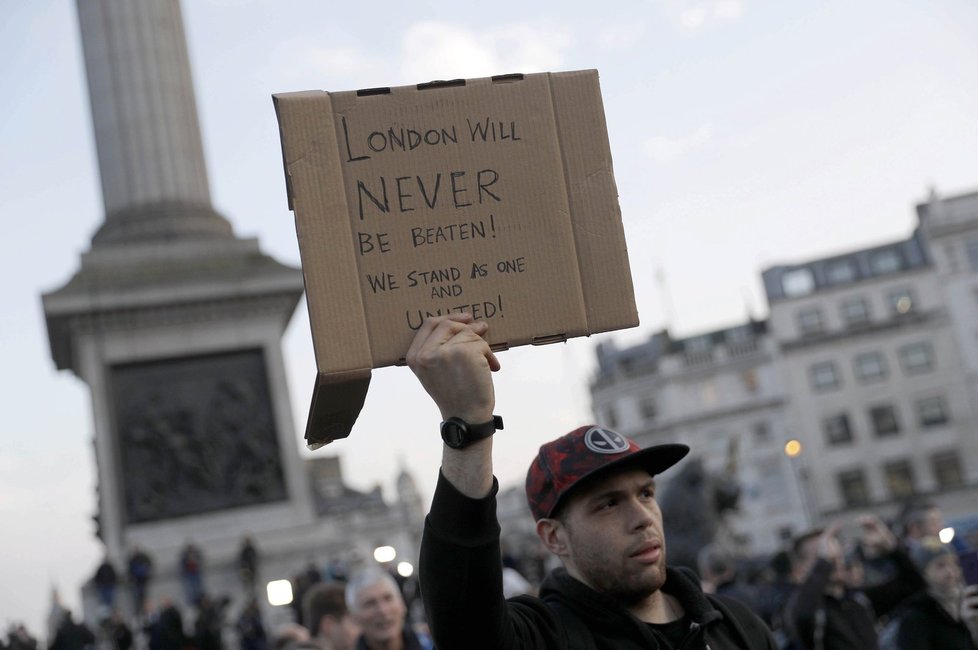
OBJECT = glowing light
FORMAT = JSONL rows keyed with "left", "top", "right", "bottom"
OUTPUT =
{"left": 784, "top": 440, "right": 802, "bottom": 458}
{"left": 374, "top": 545, "right": 397, "bottom": 563}
{"left": 939, "top": 527, "right": 955, "bottom": 544}
{"left": 267, "top": 580, "right": 293, "bottom": 606}
{"left": 397, "top": 561, "right": 414, "bottom": 578}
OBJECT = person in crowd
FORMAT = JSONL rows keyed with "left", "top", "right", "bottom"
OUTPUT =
{"left": 880, "top": 536, "right": 978, "bottom": 650}
{"left": 127, "top": 546, "right": 153, "bottom": 615}
{"left": 101, "top": 609, "right": 133, "bottom": 650}
{"left": 303, "top": 581, "right": 360, "bottom": 650}
{"left": 698, "top": 544, "right": 761, "bottom": 613}
{"left": 900, "top": 500, "right": 972, "bottom": 554}
{"left": 782, "top": 517, "right": 925, "bottom": 650}
{"left": 238, "top": 598, "right": 269, "bottom": 650}
{"left": 49, "top": 611, "right": 94, "bottom": 650}
{"left": 407, "top": 313, "right": 776, "bottom": 649}
{"left": 93, "top": 556, "right": 118, "bottom": 610}
{"left": 179, "top": 541, "right": 205, "bottom": 606}
{"left": 3, "top": 623, "right": 39, "bottom": 650}
{"left": 193, "top": 594, "right": 226, "bottom": 650}
{"left": 272, "top": 623, "right": 316, "bottom": 650}
{"left": 346, "top": 569, "right": 432, "bottom": 650}
{"left": 239, "top": 536, "right": 260, "bottom": 595}
{"left": 145, "top": 597, "right": 186, "bottom": 650}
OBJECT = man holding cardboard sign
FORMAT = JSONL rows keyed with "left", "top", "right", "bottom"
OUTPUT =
{"left": 408, "top": 313, "right": 776, "bottom": 650}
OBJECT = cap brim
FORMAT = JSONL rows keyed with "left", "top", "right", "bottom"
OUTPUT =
{"left": 549, "top": 443, "right": 690, "bottom": 517}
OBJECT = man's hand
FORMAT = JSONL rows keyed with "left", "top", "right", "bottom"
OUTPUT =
{"left": 406, "top": 313, "right": 500, "bottom": 422}
{"left": 406, "top": 314, "right": 500, "bottom": 497}
{"left": 961, "top": 585, "right": 978, "bottom": 640}
{"left": 857, "top": 514, "right": 897, "bottom": 553}
{"left": 817, "top": 522, "right": 843, "bottom": 561}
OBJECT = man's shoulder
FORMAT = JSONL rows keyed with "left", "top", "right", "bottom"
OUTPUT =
{"left": 706, "top": 593, "right": 775, "bottom": 650}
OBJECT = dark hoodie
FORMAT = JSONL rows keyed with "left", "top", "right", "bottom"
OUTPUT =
{"left": 420, "top": 471, "right": 775, "bottom": 650}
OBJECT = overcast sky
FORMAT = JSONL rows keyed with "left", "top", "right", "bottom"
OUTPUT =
{"left": 2, "top": 0, "right": 977, "bottom": 636}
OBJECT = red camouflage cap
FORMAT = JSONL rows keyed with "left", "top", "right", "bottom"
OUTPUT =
{"left": 525, "top": 425, "right": 689, "bottom": 521}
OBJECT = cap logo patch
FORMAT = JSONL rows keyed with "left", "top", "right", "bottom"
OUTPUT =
{"left": 584, "top": 427, "right": 629, "bottom": 454}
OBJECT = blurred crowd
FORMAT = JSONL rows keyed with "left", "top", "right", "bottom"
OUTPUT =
{"left": 5, "top": 499, "right": 977, "bottom": 650}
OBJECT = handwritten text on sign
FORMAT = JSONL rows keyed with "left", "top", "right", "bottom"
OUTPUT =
{"left": 342, "top": 113, "right": 529, "bottom": 331}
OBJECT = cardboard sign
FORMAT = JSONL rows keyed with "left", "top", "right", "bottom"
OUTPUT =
{"left": 274, "top": 70, "right": 637, "bottom": 448}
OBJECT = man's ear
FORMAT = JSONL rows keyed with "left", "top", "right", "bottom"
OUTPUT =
{"left": 536, "top": 518, "right": 570, "bottom": 557}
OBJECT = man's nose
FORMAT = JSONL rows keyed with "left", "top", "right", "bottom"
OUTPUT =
{"left": 626, "top": 498, "right": 655, "bottom": 530}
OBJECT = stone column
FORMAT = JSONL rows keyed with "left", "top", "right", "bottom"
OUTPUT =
{"left": 76, "top": 0, "right": 231, "bottom": 244}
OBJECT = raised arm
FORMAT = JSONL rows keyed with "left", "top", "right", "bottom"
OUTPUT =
{"left": 406, "top": 313, "right": 500, "bottom": 497}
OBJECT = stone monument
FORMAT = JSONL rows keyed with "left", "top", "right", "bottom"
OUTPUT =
{"left": 42, "top": 0, "right": 421, "bottom": 623}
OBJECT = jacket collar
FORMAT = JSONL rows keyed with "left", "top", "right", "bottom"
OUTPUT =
{"left": 540, "top": 566, "right": 724, "bottom": 627}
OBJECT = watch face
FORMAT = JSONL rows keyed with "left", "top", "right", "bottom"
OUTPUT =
{"left": 441, "top": 420, "right": 467, "bottom": 449}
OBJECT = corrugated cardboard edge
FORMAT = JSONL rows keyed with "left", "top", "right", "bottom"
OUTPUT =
{"left": 273, "top": 91, "right": 373, "bottom": 447}
{"left": 304, "top": 369, "right": 372, "bottom": 450}
{"left": 550, "top": 70, "right": 639, "bottom": 332}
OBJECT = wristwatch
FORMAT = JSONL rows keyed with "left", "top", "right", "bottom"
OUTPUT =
{"left": 440, "top": 415, "right": 504, "bottom": 449}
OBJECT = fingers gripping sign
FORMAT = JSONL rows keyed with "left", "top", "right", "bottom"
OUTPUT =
{"left": 407, "top": 314, "right": 500, "bottom": 498}
{"left": 406, "top": 314, "right": 500, "bottom": 424}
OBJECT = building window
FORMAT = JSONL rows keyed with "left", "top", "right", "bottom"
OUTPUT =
{"left": 917, "top": 396, "right": 949, "bottom": 428}
{"left": 823, "top": 413, "right": 854, "bottom": 445}
{"left": 700, "top": 380, "right": 718, "bottom": 405}
{"left": 826, "top": 260, "right": 857, "bottom": 285}
{"left": 742, "top": 369, "right": 759, "bottom": 394}
{"left": 854, "top": 351, "right": 888, "bottom": 383}
{"left": 870, "top": 404, "right": 900, "bottom": 436}
{"left": 966, "top": 240, "right": 978, "bottom": 271}
{"left": 753, "top": 421, "right": 771, "bottom": 442}
{"left": 810, "top": 361, "right": 841, "bottom": 392}
{"left": 887, "top": 288, "right": 915, "bottom": 316}
{"left": 797, "top": 308, "right": 824, "bottom": 336}
{"left": 841, "top": 298, "right": 871, "bottom": 327}
{"left": 883, "top": 460, "right": 916, "bottom": 499}
{"left": 782, "top": 268, "right": 815, "bottom": 297}
{"left": 639, "top": 396, "right": 658, "bottom": 421}
{"left": 900, "top": 341, "right": 935, "bottom": 374}
{"left": 932, "top": 452, "right": 964, "bottom": 489}
{"left": 838, "top": 469, "right": 870, "bottom": 508}
{"left": 870, "top": 249, "right": 903, "bottom": 275}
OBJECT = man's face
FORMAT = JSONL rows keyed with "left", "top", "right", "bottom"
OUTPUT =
{"left": 924, "top": 553, "right": 962, "bottom": 595}
{"left": 553, "top": 467, "right": 667, "bottom": 605}
{"left": 351, "top": 580, "right": 405, "bottom": 647}
{"left": 320, "top": 613, "right": 360, "bottom": 650}
{"left": 922, "top": 507, "right": 944, "bottom": 537}
{"left": 796, "top": 536, "right": 846, "bottom": 590}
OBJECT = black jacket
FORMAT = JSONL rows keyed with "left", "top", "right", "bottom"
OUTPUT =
{"left": 886, "top": 591, "right": 977, "bottom": 650}
{"left": 783, "top": 551, "right": 925, "bottom": 650}
{"left": 420, "top": 471, "right": 776, "bottom": 649}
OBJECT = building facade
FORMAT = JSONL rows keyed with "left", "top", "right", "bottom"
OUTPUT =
{"left": 591, "top": 187, "right": 978, "bottom": 555}
{"left": 762, "top": 191, "right": 978, "bottom": 524}
{"left": 590, "top": 322, "right": 810, "bottom": 553}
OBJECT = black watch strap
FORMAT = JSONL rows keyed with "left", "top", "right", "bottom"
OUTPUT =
{"left": 441, "top": 415, "right": 504, "bottom": 449}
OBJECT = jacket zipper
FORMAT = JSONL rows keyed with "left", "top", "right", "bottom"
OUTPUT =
{"left": 678, "top": 621, "right": 706, "bottom": 649}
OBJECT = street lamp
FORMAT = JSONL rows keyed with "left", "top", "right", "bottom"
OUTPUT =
{"left": 784, "top": 438, "right": 816, "bottom": 528}
{"left": 397, "top": 561, "right": 414, "bottom": 578}
{"left": 374, "top": 545, "right": 397, "bottom": 563}
{"left": 266, "top": 579, "right": 294, "bottom": 606}
{"left": 784, "top": 439, "right": 802, "bottom": 457}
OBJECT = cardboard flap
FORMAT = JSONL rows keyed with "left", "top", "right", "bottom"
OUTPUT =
{"left": 305, "top": 369, "right": 372, "bottom": 449}
{"left": 550, "top": 71, "right": 638, "bottom": 332}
